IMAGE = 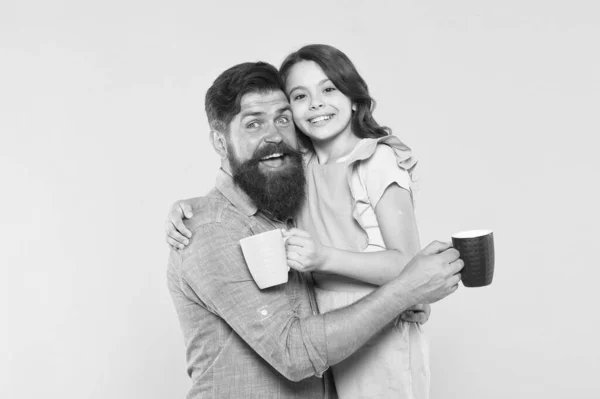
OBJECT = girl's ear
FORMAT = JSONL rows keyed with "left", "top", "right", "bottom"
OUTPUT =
{"left": 352, "top": 103, "right": 357, "bottom": 112}
{"left": 210, "top": 130, "right": 228, "bottom": 159}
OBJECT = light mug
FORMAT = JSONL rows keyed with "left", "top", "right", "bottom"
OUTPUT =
{"left": 240, "top": 229, "right": 291, "bottom": 289}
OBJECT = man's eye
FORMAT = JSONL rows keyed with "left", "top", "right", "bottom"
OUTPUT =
{"left": 293, "top": 94, "right": 306, "bottom": 101}
{"left": 276, "top": 116, "right": 290, "bottom": 125}
{"left": 246, "top": 121, "right": 261, "bottom": 129}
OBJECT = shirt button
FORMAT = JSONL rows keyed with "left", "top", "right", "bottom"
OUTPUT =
{"left": 261, "top": 310, "right": 268, "bottom": 316}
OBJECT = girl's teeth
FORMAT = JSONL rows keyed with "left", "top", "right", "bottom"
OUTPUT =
{"left": 311, "top": 115, "right": 332, "bottom": 123}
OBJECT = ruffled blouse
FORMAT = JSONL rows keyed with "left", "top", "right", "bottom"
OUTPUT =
{"left": 296, "top": 134, "right": 417, "bottom": 292}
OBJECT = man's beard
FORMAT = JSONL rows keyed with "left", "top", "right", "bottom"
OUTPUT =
{"left": 229, "top": 142, "right": 306, "bottom": 221}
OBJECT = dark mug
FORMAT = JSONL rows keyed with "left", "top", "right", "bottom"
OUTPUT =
{"left": 451, "top": 230, "right": 495, "bottom": 287}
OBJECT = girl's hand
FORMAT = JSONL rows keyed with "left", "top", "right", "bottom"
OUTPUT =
{"left": 400, "top": 304, "right": 431, "bottom": 324}
{"left": 282, "top": 228, "right": 329, "bottom": 272}
{"left": 165, "top": 201, "right": 194, "bottom": 250}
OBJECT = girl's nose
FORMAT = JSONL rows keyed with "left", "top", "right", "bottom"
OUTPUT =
{"left": 309, "top": 98, "right": 324, "bottom": 110}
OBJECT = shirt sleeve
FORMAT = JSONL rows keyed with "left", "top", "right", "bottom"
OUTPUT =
{"left": 360, "top": 144, "right": 412, "bottom": 208}
{"left": 180, "top": 221, "right": 329, "bottom": 382}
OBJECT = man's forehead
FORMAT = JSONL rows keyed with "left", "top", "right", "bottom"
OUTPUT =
{"left": 239, "top": 90, "right": 290, "bottom": 113}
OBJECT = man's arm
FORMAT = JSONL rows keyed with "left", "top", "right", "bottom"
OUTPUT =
{"left": 181, "top": 222, "right": 329, "bottom": 382}
{"left": 322, "top": 240, "right": 462, "bottom": 364}
{"left": 184, "top": 220, "right": 461, "bottom": 376}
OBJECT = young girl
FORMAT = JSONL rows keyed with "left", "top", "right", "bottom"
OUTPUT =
{"left": 167, "top": 45, "right": 429, "bottom": 399}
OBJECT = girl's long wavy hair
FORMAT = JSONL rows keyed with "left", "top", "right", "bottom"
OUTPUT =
{"left": 279, "top": 44, "right": 390, "bottom": 150}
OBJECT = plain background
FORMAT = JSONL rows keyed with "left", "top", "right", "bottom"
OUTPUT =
{"left": 2, "top": 1, "right": 599, "bottom": 398}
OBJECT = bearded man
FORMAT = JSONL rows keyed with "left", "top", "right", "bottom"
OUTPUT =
{"left": 166, "top": 61, "right": 462, "bottom": 399}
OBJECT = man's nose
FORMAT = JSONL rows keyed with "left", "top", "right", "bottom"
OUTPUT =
{"left": 264, "top": 123, "right": 283, "bottom": 143}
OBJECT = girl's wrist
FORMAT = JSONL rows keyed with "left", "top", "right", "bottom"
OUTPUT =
{"left": 318, "top": 245, "right": 334, "bottom": 273}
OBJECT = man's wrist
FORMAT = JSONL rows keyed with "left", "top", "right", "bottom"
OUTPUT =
{"left": 382, "top": 276, "right": 421, "bottom": 314}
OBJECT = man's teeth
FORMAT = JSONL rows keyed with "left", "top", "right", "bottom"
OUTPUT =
{"left": 310, "top": 115, "right": 332, "bottom": 124}
{"left": 261, "top": 153, "right": 283, "bottom": 160}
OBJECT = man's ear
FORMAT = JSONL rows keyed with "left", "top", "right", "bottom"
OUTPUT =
{"left": 210, "top": 130, "right": 228, "bottom": 159}
{"left": 352, "top": 103, "right": 357, "bottom": 112}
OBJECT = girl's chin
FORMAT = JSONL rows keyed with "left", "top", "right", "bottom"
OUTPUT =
{"left": 302, "top": 128, "right": 344, "bottom": 143}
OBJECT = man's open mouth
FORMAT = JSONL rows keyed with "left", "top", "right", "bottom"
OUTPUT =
{"left": 260, "top": 152, "right": 286, "bottom": 168}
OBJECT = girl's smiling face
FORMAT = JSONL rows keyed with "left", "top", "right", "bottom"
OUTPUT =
{"left": 285, "top": 60, "right": 354, "bottom": 144}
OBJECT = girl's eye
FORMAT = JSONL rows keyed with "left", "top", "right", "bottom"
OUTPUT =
{"left": 324, "top": 87, "right": 336, "bottom": 93}
{"left": 293, "top": 93, "right": 306, "bottom": 101}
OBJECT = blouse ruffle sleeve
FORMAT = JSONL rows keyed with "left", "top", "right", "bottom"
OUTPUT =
{"left": 344, "top": 135, "right": 418, "bottom": 251}
{"left": 360, "top": 145, "right": 412, "bottom": 207}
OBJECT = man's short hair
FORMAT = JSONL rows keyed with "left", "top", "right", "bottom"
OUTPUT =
{"left": 205, "top": 62, "right": 286, "bottom": 133}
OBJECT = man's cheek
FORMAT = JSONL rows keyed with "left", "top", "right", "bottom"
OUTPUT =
{"left": 283, "top": 128, "right": 300, "bottom": 148}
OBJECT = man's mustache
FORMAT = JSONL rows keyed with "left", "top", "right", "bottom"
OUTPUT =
{"left": 251, "top": 142, "right": 303, "bottom": 162}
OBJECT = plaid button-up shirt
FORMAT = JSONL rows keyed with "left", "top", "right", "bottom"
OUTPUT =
{"left": 167, "top": 169, "right": 337, "bottom": 398}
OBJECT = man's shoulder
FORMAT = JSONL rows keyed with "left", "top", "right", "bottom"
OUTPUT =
{"left": 184, "top": 189, "right": 249, "bottom": 231}
{"left": 174, "top": 190, "right": 254, "bottom": 265}
{"left": 167, "top": 189, "right": 258, "bottom": 296}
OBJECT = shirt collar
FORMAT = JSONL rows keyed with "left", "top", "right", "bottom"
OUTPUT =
{"left": 215, "top": 168, "right": 259, "bottom": 217}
